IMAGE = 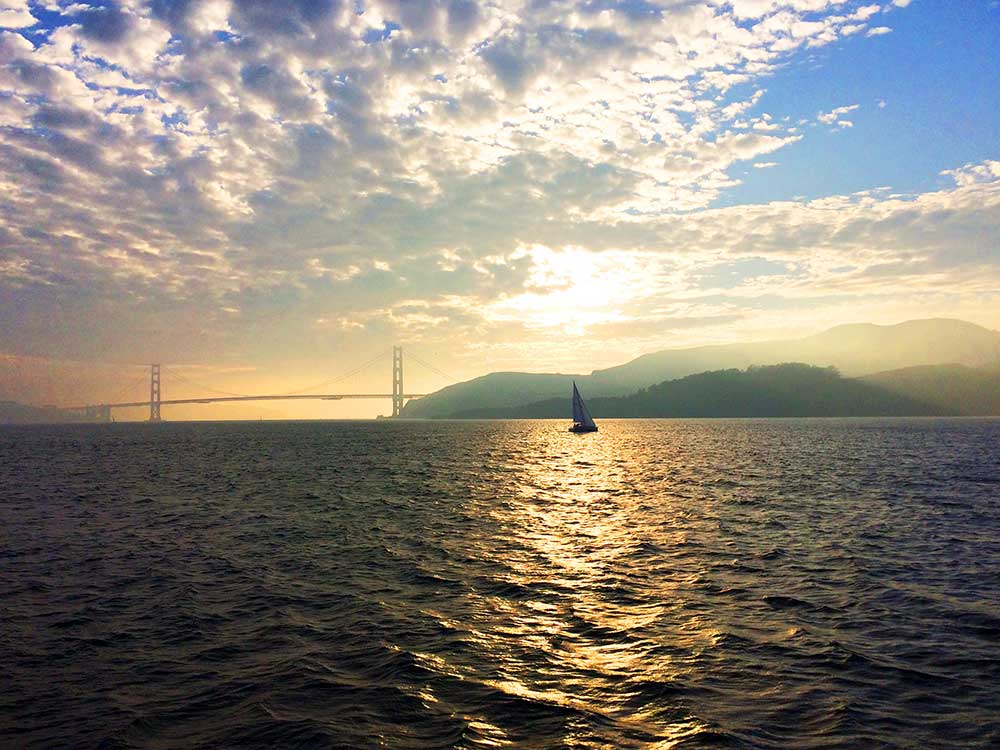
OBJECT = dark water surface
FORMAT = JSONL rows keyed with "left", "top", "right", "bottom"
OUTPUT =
{"left": 2, "top": 419, "right": 999, "bottom": 749}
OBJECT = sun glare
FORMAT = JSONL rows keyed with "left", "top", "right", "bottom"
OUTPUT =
{"left": 485, "top": 245, "right": 655, "bottom": 335}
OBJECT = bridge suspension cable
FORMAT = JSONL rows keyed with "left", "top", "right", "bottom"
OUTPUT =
{"left": 107, "top": 369, "right": 151, "bottom": 405}
{"left": 155, "top": 350, "right": 395, "bottom": 401}
{"left": 405, "top": 350, "right": 460, "bottom": 383}
{"left": 62, "top": 345, "right": 443, "bottom": 420}
{"left": 160, "top": 366, "right": 252, "bottom": 398}
{"left": 273, "top": 349, "right": 393, "bottom": 396}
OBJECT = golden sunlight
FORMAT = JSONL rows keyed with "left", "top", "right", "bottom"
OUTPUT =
{"left": 484, "top": 245, "right": 658, "bottom": 335}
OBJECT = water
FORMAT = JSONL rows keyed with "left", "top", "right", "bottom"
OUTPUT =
{"left": 2, "top": 418, "right": 999, "bottom": 749}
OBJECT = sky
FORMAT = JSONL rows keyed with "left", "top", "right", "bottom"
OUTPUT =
{"left": 1, "top": 0, "right": 999, "bottom": 418}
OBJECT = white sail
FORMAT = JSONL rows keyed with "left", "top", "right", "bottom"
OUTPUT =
{"left": 571, "top": 382, "right": 597, "bottom": 430}
{"left": 572, "top": 382, "right": 586, "bottom": 423}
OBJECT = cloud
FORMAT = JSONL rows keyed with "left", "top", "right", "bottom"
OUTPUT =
{"left": 817, "top": 103, "right": 859, "bottom": 128}
{"left": 941, "top": 160, "right": 1000, "bottom": 187}
{"left": 866, "top": 26, "right": 893, "bottom": 36}
{"left": 76, "top": 3, "right": 131, "bottom": 43}
{"left": 0, "top": 0, "right": 35, "bottom": 28}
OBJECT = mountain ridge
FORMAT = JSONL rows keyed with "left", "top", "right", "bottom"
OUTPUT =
{"left": 401, "top": 318, "right": 1000, "bottom": 418}
{"left": 861, "top": 363, "right": 1000, "bottom": 416}
{"left": 451, "top": 363, "right": 944, "bottom": 419}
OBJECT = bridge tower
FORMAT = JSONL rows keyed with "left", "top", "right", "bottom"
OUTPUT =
{"left": 392, "top": 346, "right": 403, "bottom": 417}
{"left": 149, "top": 363, "right": 161, "bottom": 422}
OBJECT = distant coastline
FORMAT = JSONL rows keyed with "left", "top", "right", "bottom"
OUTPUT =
{"left": 402, "top": 319, "right": 1000, "bottom": 420}
{"left": 446, "top": 363, "right": 1000, "bottom": 419}
{"left": 6, "top": 318, "right": 999, "bottom": 423}
{"left": 0, "top": 401, "right": 91, "bottom": 425}
{"left": 6, "top": 362, "right": 998, "bottom": 423}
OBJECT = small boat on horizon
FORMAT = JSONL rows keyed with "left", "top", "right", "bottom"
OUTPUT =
{"left": 569, "top": 382, "right": 598, "bottom": 433}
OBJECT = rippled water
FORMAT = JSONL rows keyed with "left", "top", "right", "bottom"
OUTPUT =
{"left": 2, "top": 418, "right": 999, "bottom": 749}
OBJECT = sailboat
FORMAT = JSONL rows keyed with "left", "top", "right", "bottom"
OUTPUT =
{"left": 569, "top": 382, "right": 598, "bottom": 433}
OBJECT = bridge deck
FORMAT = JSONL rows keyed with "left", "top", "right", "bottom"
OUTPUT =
{"left": 68, "top": 394, "right": 427, "bottom": 410}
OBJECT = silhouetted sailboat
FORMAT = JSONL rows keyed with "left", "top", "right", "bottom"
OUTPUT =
{"left": 569, "top": 382, "right": 598, "bottom": 433}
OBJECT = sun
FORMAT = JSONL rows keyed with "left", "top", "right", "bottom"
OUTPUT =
{"left": 483, "top": 244, "right": 648, "bottom": 335}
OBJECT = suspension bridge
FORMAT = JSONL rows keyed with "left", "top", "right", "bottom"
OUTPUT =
{"left": 66, "top": 346, "right": 445, "bottom": 422}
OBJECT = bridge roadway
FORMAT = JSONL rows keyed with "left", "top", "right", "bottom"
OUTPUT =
{"left": 69, "top": 393, "right": 428, "bottom": 410}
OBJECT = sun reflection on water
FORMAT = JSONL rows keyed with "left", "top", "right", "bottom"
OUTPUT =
{"left": 461, "top": 421, "right": 714, "bottom": 747}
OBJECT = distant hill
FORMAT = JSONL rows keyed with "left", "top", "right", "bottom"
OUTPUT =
{"left": 401, "top": 372, "right": 582, "bottom": 418}
{"left": 0, "top": 401, "right": 89, "bottom": 424}
{"left": 861, "top": 364, "right": 1000, "bottom": 416}
{"left": 402, "top": 318, "right": 1000, "bottom": 418}
{"left": 587, "top": 318, "right": 1000, "bottom": 392}
{"left": 452, "top": 364, "right": 942, "bottom": 419}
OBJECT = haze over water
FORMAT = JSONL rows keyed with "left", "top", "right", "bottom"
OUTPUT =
{"left": 2, "top": 418, "right": 999, "bottom": 749}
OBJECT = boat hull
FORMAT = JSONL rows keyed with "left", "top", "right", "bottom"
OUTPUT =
{"left": 569, "top": 425, "right": 598, "bottom": 433}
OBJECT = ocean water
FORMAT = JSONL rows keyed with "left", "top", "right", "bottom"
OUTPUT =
{"left": 1, "top": 418, "right": 999, "bottom": 749}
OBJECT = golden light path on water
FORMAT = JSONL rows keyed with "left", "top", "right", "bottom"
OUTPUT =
{"left": 372, "top": 418, "right": 999, "bottom": 748}
{"left": 408, "top": 422, "right": 728, "bottom": 748}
